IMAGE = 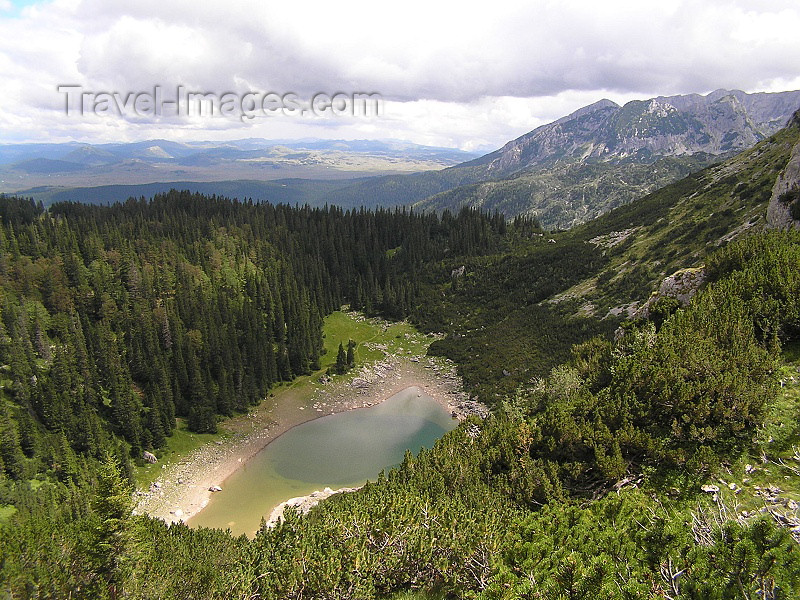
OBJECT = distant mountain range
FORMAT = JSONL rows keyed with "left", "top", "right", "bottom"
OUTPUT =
{"left": 7, "top": 89, "right": 800, "bottom": 229}
{"left": 0, "top": 138, "right": 479, "bottom": 192}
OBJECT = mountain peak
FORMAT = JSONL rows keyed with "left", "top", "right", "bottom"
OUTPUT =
{"left": 556, "top": 98, "right": 620, "bottom": 124}
{"left": 484, "top": 89, "right": 800, "bottom": 177}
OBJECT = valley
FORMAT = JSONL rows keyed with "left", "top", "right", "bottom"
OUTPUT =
{"left": 5, "top": 1, "right": 800, "bottom": 597}
{"left": 0, "top": 139, "right": 477, "bottom": 191}
{"left": 1, "top": 107, "right": 800, "bottom": 599}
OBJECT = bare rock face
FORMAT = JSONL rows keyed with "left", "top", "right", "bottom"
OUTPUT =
{"left": 474, "top": 90, "right": 800, "bottom": 179}
{"left": 766, "top": 114, "right": 800, "bottom": 231}
{"left": 636, "top": 267, "right": 707, "bottom": 319}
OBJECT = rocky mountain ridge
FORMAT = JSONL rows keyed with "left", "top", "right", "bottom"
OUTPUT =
{"left": 415, "top": 89, "right": 800, "bottom": 229}
{"left": 468, "top": 89, "right": 800, "bottom": 178}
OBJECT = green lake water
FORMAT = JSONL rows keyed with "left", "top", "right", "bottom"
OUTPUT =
{"left": 187, "top": 386, "right": 457, "bottom": 536}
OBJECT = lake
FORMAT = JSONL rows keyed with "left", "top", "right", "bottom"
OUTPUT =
{"left": 187, "top": 386, "right": 457, "bottom": 536}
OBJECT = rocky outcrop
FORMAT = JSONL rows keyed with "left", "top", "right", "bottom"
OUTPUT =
{"left": 265, "top": 486, "right": 361, "bottom": 527}
{"left": 635, "top": 267, "right": 707, "bottom": 319}
{"left": 766, "top": 114, "right": 800, "bottom": 230}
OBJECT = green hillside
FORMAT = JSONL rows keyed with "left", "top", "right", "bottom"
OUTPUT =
{"left": 411, "top": 116, "right": 800, "bottom": 403}
{"left": 416, "top": 152, "right": 720, "bottom": 230}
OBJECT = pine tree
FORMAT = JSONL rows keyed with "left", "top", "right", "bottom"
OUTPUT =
{"left": 336, "top": 342, "right": 347, "bottom": 375}
{"left": 91, "top": 453, "right": 135, "bottom": 600}
{"left": 0, "top": 405, "right": 26, "bottom": 479}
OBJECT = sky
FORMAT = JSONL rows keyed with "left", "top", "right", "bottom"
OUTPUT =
{"left": 1, "top": 0, "right": 799, "bottom": 151}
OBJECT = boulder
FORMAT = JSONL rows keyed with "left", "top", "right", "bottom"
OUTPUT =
{"left": 767, "top": 116, "right": 800, "bottom": 231}
{"left": 209, "top": 485, "right": 222, "bottom": 492}
{"left": 142, "top": 451, "right": 157, "bottom": 464}
{"left": 636, "top": 267, "right": 706, "bottom": 319}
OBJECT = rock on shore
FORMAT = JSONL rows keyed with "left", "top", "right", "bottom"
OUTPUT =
{"left": 265, "top": 486, "right": 361, "bottom": 527}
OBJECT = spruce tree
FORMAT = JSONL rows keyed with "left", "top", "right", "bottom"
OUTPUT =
{"left": 336, "top": 342, "right": 347, "bottom": 375}
{"left": 91, "top": 453, "right": 134, "bottom": 600}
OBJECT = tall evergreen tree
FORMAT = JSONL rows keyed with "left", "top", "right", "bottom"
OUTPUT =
{"left": 335, "top": 342, "right": 347, "bottom": 375}
{"left": 91, "top": 453, "right": 135, "bottom": 600}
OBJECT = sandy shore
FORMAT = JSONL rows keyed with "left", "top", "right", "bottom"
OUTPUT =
{"left": 134, "top": 353, "right": 486, "bottom": 526}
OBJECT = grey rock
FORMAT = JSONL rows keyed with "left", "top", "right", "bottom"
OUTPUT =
{"left": 766, "top": 113, "right": 800, "bottom": 231}
{"left": 466, "top": 91, "right": 800, "bottom": 181}
{"left": 636, "top": 267, "right": 706, "bottom": 319}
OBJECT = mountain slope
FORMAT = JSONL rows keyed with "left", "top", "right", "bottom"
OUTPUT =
{"left": 415, "top": 109, "right": 800, "bottom": 401}
{"left": 416, "top": 89, "right": 800, "bottom": 229}
{"left": 459, "top": 90, "right": 800, "bottom": 178}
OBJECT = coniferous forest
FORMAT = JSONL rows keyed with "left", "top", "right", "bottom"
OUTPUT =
{"left": 2, "top": 119, "right": 800, "bottom": 599}
{"left": 0, "top": 192, "right": 506, "bottom": 452}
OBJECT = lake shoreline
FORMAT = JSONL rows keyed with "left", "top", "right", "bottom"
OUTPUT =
{"left": 134, "top": 355, "right": 485, "bottom": 528}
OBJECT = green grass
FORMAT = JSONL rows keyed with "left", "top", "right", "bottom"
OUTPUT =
{"left": 320, "top": 310, "right": 433, "bottom": 372}
{"left": 266, "top": 310, "right": 441, "bottom": 416}
{"left": 135, "top": 418, "right": 230, "bottom": 488}
{"left": 0, "top": 504, "right": 17, "bottom": 524}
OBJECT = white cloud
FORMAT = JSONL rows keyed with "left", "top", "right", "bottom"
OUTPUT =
{"left": 0, "top": 0, "right": 798, "bottom": 148}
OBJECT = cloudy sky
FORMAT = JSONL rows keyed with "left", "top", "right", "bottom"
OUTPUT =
{"left": 1, "top": 0, "right": 799, "bottom": 151}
